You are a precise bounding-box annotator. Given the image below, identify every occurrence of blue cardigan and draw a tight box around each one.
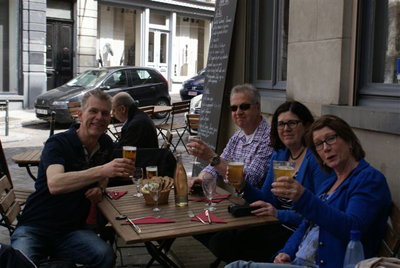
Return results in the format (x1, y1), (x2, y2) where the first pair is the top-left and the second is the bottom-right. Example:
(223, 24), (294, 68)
(242, 148), (331, 227)
(280, 159), (392, 268)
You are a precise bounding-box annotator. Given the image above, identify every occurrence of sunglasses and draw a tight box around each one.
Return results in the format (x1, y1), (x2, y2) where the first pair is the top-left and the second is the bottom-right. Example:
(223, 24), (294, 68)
(229, 103), (252, 112)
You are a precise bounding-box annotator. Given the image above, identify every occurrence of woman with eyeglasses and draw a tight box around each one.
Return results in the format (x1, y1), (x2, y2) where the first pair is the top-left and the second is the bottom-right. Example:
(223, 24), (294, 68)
(207, 101), (332, 264)
(226, 115), (392, 268)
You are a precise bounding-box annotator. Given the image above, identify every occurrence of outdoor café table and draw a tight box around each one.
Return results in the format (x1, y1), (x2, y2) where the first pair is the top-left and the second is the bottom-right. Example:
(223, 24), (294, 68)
(12, 149), (42, 181)
(97, 184), (279, 267)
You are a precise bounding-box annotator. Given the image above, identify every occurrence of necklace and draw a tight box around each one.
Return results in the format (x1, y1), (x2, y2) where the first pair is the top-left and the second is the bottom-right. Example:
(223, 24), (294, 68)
(290, 147), (305, 160)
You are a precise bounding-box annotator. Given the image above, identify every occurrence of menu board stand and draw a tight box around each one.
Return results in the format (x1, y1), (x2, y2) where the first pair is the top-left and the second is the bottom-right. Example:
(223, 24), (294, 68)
(192, 0), (238, 176)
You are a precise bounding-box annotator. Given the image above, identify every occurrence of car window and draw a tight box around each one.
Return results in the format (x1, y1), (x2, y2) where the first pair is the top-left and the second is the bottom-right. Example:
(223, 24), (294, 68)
(128, 69), (154, 86)
(104, 71), (128, 88)
(66, 70), (108, 87)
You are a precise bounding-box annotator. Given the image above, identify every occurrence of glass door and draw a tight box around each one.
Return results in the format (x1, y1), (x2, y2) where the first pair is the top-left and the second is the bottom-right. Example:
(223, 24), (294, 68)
(148, 30), (169, 78)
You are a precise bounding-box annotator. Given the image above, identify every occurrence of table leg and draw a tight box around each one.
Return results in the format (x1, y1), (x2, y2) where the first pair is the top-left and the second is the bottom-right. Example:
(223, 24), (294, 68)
(25, 166), (37, 181)
(144, 239), (179, 268)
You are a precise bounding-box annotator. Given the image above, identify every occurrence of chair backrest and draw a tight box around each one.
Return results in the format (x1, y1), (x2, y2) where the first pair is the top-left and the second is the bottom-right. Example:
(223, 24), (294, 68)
(186, 113), (200, 135)
(378, 202), (400, 257)
(171, 100), (190, 116)
(68, 101), (81, 122)
(107, 122), (123, 141)
(0, 175), (21, 235)
(139, 105), (155, 118)
(161, 130), (173, 150)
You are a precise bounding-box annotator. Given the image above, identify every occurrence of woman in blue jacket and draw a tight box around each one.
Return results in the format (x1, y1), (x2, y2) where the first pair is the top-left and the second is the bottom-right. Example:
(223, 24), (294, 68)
(208, 101), (331, 264)
(226, 115), (392, 268)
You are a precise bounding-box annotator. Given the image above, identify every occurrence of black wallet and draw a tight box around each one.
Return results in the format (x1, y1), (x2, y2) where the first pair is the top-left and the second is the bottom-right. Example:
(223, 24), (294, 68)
(228, 203), (258, 217)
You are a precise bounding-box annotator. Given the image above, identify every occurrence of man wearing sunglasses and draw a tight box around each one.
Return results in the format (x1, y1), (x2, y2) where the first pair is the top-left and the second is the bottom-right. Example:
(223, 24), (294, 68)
(188, 83), (273, 191)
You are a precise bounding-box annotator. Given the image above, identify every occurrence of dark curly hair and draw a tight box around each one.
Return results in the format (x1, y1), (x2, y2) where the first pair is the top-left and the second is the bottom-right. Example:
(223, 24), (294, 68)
(270, 101), (314, 151)
(306, 115), (365, 173)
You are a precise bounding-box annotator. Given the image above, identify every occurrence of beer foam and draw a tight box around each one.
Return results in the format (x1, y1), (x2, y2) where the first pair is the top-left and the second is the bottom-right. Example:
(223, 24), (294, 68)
(229, 162), (244, 166)
(275, 166), (294, 170)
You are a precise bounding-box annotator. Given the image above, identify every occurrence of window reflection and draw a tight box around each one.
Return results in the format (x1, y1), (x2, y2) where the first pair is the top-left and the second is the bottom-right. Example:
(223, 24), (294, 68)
(149, 32), (154, 63)
(371, 0), (400, 84)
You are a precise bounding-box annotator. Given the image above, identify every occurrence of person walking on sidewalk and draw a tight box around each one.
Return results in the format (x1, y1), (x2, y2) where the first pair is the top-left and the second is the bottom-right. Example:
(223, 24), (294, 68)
(11, 89), (134, 267)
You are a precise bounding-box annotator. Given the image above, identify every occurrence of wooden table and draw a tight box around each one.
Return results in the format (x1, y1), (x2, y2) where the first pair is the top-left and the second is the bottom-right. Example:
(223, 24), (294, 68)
(98, 185), (278, 267)
(12, 150), (42, 181)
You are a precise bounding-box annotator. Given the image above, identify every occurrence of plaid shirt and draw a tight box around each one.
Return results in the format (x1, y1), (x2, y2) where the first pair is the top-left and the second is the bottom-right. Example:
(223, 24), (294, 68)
(202, 117), (273, 189)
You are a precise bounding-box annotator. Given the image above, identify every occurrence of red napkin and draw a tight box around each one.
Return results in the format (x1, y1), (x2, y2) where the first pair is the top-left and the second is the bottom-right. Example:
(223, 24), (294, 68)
(106, 190), (127, 200)
(191, 211), (227, 224)
(189, 194), (231, 203)
(121, 216), (175, 224)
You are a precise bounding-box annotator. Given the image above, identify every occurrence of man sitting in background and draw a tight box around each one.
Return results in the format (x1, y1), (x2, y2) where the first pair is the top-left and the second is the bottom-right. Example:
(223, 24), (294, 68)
(112, 92), (158, 150)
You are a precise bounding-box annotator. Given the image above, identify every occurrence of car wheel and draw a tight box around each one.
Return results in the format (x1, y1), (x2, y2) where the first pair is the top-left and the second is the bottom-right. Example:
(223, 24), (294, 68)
(153, 98), (170, 119)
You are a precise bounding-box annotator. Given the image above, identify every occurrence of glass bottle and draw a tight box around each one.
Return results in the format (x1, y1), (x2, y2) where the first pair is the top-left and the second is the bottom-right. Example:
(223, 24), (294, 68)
(174, 153), (188, 206)
(343, 230), (365, 268)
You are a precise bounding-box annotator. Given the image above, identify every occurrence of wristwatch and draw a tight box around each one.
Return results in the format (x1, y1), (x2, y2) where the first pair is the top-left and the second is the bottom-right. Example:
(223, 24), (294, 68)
(210, 155), (221, 166)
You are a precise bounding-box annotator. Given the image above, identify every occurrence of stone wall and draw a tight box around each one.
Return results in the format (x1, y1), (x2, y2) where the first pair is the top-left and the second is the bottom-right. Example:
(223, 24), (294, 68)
(23, 0), (47, 108)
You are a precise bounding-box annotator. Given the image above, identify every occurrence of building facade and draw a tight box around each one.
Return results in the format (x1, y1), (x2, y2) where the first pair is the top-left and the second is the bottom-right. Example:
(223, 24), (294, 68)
(216, 0), (400, 206)
(0, 0), (214, 109)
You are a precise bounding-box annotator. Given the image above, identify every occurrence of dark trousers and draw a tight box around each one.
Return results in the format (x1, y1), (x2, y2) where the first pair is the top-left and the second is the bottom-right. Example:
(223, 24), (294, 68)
(194, 223), (293, 264)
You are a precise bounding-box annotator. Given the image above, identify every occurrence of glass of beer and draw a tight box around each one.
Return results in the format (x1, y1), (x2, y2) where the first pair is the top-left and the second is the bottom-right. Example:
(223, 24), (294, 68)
(123, 146), (137, 164)
(227, 158), (245, 185)
(273, 161), (295, 190)
(123, 146), (136, 178)
(146, 166), (158, 179)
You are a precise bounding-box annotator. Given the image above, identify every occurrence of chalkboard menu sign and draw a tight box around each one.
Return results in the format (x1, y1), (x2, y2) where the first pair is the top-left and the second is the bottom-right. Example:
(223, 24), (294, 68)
(193, 0), (238, 175)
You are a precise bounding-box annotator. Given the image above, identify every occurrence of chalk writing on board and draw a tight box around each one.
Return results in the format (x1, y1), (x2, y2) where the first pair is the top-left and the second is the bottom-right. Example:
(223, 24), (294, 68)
(193, 0), (238, 175)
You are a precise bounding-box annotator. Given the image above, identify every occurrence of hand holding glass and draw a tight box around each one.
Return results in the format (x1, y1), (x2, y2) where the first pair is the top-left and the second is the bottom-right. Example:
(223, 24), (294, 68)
(132, 167), (143, 197)
(273, 161), (295, 190)
(202, 174), (217, 211)
(123, 146), (137, 178)
(188, 136), (201, 165)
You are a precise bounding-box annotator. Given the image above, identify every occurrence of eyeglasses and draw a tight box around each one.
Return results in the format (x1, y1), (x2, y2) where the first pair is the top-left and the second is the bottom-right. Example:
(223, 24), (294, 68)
(277, 120), (302, 130)
(229, 103), (252, 112)
(314, 134), (339, 151)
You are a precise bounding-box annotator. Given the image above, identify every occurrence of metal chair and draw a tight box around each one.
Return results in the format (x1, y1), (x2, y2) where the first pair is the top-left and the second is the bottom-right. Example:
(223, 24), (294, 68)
(161, 129), (173, 151)
(0, 140), (33, 205)
(0, 175), (21, 235)
(138, 105), (155, 118)
(186, 113), (200, 135)
(156, 100), (190, 153)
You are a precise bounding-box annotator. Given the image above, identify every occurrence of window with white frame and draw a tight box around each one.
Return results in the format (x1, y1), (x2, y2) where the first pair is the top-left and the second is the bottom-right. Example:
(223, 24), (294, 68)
(249, 0), (289, 91)
(357, 0), (400, 108)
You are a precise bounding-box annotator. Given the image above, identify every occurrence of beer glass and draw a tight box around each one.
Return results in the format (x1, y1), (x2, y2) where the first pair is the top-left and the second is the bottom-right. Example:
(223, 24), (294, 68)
(202, 173), (217, 211)
(132, 167), (143, 197)
(123, 146), (136, 179)
(146, 166), (158, 179)
(227, 158), (245, 185)
(273, 161), (295, 190)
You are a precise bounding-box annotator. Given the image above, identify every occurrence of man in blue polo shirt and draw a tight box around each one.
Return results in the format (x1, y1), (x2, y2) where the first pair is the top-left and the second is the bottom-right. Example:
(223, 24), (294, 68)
(11, 89), (134, 267)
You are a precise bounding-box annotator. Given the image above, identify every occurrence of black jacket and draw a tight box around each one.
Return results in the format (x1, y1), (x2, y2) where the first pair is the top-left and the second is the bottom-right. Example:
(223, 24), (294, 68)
(114, 103), (159, 150)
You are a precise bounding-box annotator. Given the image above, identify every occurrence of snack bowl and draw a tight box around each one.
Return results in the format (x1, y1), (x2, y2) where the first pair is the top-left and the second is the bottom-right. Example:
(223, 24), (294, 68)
(141, 177), (173, 205)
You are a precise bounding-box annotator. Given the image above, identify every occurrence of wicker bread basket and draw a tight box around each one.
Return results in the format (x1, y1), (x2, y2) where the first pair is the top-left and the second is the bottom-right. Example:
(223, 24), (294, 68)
(140, 177), (173, 205)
